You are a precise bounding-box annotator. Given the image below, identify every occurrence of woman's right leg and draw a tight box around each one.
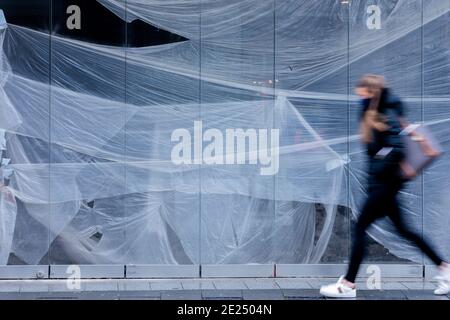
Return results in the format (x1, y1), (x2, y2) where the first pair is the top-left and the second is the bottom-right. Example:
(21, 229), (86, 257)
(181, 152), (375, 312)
(344, 187), (384, 283)
(319, 186), (385, 297)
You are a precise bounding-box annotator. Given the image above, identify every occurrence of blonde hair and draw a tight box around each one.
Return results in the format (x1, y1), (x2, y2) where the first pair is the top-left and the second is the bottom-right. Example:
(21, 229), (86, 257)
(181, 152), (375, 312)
(357, 74), (388, 143)
(356, 74), (385, 110)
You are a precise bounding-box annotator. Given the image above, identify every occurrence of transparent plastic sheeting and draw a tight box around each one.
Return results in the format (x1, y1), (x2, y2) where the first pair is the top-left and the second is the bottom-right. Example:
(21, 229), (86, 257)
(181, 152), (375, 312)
(0, 0), (449, 265)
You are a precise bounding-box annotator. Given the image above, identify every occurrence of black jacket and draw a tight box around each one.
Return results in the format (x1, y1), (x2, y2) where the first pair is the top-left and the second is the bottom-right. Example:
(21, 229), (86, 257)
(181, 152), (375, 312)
(360, 89), (406, 185)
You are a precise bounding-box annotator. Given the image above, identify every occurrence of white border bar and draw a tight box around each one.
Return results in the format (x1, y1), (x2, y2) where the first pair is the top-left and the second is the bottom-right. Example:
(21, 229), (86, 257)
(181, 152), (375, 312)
(0, 264), (425, 279)
(0, 265), (49, 279)
(126, 265), (200, 278)
(50, 265), (124, 279)
(276, 264), (423, 278)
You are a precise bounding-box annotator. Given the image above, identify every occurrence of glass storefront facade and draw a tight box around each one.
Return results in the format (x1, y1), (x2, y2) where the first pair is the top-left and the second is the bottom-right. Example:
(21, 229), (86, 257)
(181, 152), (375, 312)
(0, 1), (449, 277)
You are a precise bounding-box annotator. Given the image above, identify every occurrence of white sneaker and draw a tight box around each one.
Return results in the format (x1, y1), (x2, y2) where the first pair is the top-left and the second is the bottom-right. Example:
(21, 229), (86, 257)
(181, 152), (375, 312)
(320, 276), (357, 298)
(434, 266), (450, 295)
(434, 282), (449, 295)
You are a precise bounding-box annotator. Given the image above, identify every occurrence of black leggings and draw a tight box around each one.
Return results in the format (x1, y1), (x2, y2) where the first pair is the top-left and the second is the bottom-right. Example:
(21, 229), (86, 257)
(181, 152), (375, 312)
(345, 181), (443, 283)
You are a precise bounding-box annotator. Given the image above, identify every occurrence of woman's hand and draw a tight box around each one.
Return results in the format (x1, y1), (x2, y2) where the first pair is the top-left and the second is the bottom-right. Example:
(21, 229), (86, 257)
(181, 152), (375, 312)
(410, 131), (441, 157)
(400, 161), (417, 179)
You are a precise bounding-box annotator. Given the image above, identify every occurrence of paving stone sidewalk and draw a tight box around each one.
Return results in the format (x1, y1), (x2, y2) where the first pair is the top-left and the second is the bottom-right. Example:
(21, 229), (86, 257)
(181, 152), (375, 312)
(0, 278), (448, 300)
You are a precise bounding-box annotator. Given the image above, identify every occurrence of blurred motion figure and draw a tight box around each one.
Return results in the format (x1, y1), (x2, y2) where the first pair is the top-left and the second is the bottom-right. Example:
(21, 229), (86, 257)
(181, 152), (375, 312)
(320, 75), (450, 298)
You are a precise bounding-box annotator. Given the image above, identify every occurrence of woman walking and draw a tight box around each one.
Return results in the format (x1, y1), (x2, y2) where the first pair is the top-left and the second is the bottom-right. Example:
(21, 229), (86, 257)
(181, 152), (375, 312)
(320, 74), (450, 298)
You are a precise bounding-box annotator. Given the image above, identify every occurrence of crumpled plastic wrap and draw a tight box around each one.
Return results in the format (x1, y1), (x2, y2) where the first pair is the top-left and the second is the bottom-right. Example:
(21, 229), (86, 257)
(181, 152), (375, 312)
(0, 1), (449, 266)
